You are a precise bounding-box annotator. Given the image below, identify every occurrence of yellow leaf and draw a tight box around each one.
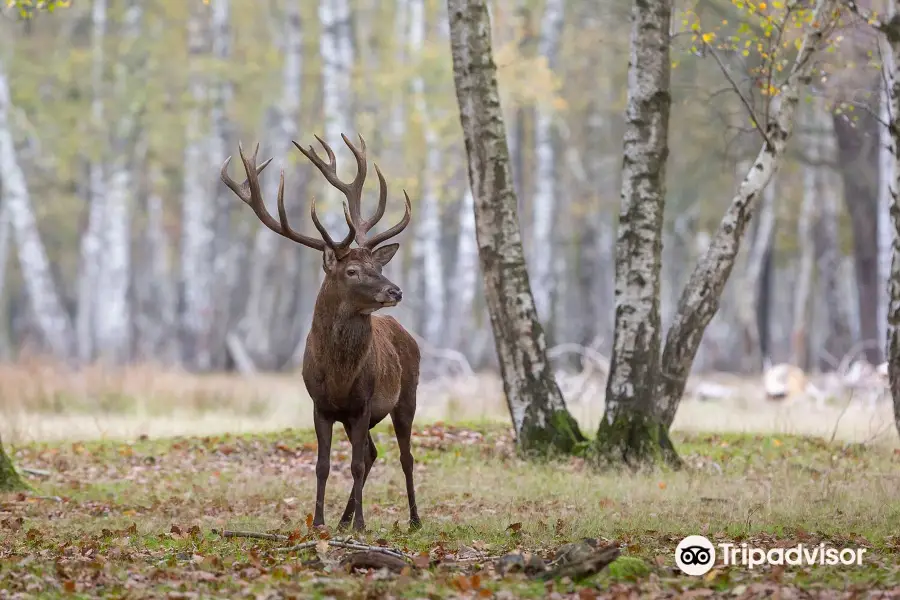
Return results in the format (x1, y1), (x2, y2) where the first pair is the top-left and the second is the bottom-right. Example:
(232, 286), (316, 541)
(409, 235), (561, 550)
(759, 2), (767, 9)
(702, 32), (716, 43)
(773, 439), (782, 446)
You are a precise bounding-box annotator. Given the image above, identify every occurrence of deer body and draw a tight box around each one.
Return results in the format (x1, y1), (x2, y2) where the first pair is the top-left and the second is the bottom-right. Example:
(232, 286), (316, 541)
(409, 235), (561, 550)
(221, 134), (421, 532)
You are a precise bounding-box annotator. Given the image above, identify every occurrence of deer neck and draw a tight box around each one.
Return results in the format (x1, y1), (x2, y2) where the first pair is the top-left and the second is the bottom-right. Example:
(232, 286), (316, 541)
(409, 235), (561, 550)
(310, 282), (373, 373)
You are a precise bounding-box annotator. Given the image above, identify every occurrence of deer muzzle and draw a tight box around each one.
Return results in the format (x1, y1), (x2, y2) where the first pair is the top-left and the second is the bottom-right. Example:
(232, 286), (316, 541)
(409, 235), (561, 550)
(376, 285), (402, 307)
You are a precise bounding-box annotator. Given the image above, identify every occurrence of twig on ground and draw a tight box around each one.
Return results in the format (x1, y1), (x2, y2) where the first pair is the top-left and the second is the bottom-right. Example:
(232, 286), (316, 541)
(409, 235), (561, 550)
(217, 530), (289, 542)
(21, 467), (51, 478)
(28, 495), (62, 502)
(829, 389), (854, 444)
(277, 539), (408, 559)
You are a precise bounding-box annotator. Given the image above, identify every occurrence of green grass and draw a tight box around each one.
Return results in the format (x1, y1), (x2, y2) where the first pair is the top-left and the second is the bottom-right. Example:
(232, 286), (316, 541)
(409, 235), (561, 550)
(1, 423), (898, 598)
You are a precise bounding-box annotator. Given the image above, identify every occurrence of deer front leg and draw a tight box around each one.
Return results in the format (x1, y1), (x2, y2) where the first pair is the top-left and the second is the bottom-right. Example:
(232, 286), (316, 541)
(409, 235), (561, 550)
(346, 406), (371, 532)
(339, 429), (377, 529)
(313, 409), (334, 528)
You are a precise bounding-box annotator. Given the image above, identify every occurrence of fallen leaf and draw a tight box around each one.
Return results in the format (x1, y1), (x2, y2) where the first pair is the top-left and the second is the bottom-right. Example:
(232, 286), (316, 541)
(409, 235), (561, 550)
(506, 522), (523, 534)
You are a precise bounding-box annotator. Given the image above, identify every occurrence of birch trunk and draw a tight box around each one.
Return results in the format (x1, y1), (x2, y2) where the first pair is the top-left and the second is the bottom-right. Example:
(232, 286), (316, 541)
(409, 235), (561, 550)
(656, 0), (838, 429)
(879, 71), (893, 350)
(834, 109), (881, 364)
(179, 4), (213, 369)
(448, 187), (478, 350)
(792, 142), (817, 369)
(812, 99), (851, 366)
(75, 0), (108, 363)
(318, 0), (355, 232)
(134, 166), (177, 364)
(872, 0), (900, 439)
(529, 0), (563, 325)
(207, 0), (236, 369)
(94, 0), (142, 364)
(0, 62), (75, 360)
(447, 0), (584, 454)
(409, 0), (446, 343)
(239, 0), (303, 368)
(737, 179), (776, 372)
(594, 0), (676, 466)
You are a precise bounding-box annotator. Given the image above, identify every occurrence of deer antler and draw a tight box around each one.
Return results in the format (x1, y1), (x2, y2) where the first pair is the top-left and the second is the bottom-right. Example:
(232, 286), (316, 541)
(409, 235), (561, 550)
(220, 142), (355, 256)
(292, 133), (412, 250)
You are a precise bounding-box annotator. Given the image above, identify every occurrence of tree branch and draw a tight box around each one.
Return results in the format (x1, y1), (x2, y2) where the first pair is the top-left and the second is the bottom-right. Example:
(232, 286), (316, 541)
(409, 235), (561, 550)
(703, 40), (773, 147)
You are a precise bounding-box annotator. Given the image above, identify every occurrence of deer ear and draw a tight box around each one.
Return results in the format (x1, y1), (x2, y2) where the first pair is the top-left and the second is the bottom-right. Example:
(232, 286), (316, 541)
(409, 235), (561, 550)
(322, 247), (338, 272)
(371, 244), (399, 266)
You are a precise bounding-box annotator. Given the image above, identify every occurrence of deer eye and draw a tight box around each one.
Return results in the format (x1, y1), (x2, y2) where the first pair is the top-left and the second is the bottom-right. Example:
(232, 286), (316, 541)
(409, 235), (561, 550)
(346, 268), (358, 277)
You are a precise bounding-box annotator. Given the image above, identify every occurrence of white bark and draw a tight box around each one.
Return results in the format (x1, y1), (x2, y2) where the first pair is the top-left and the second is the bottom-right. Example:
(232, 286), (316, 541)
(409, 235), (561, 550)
(207, 0), (236, 369)
(448, 187), (478, 350)
(240, 0), (303, 366)
(0, 62), (75, 360)
(792, 141), (817, 368)
(530, 0), (563, 323)
(410, 0), (445, 343)
(600, 0), (671, 433)
(179, 4), (213, 369)
(879, 71), (893, 348)
(76, 0), (108, 363)
(94, 0), (141, 364)
(869, 0), (900, 438)
(657, 0), (838, 428)
(448, 0), (583, 450)
(318, 0), (355, 231)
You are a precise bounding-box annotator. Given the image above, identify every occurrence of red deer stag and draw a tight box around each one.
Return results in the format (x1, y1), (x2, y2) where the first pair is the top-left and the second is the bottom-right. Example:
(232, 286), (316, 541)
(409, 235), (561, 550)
(220, 134), (420, 532)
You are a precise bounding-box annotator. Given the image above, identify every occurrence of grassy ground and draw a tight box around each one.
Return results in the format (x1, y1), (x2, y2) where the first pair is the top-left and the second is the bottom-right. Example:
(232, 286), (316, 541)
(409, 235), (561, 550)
(2, 422), (899, 598)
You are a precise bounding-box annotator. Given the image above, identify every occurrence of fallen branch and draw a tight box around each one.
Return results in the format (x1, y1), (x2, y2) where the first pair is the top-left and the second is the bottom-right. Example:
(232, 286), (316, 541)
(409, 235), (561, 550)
(21, 467), (50, 478)
(217, 529), (288, 542)
(277, 539), (408, 559)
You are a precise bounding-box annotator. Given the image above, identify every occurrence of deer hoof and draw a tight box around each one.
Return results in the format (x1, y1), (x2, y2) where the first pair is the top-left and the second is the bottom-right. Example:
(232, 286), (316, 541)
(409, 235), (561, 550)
(409, 518), (422, 531)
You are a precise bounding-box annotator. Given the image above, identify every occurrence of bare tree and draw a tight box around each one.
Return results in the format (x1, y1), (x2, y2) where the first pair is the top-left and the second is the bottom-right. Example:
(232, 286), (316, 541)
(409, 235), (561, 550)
(656, 0), (839, 430)
(447, 0), (584, 454)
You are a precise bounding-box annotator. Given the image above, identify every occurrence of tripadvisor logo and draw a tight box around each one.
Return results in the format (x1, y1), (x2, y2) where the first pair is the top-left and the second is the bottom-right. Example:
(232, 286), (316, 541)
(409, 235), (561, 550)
(675, 535), (867, 576)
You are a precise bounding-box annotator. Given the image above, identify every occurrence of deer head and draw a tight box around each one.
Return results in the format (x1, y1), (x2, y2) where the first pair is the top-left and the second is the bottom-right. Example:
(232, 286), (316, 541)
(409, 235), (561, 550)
(220, 134), (412, 315)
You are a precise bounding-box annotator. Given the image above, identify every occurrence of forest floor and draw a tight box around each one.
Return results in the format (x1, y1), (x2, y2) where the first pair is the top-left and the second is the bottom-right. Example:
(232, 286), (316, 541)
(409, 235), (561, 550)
(2, 422), (900, 599)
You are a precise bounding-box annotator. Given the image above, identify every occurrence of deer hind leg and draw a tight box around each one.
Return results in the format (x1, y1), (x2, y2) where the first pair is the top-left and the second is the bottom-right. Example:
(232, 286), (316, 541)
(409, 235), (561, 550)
(390, 404), (420, 530)
(338, 429), (376, 529)
(312, 409), (334, 528)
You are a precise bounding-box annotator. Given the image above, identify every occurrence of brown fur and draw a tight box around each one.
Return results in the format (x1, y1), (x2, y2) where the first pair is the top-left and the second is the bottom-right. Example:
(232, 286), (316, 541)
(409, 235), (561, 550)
(220, 135), (421, 532)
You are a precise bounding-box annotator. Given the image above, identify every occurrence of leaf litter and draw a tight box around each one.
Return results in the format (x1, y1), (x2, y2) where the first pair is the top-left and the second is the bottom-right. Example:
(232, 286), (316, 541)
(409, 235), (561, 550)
(0, 424), (898, 598)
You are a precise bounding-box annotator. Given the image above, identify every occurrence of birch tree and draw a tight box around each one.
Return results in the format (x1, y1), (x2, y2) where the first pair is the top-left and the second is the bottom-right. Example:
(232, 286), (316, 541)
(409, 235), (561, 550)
(0, 59), (74, 360)
(655, 0), (840, 430)
(75, 0), (107, 363)
(594, 0), (677, 466)
(238, 0), (303, 368)
(845, 0), (900, 437)
(410, 0), (446, 343)
(179, 2), (213, 369)
(94, 0), (142, 364)
(447, 0), (585, 454)
(530, 0), (563, 325)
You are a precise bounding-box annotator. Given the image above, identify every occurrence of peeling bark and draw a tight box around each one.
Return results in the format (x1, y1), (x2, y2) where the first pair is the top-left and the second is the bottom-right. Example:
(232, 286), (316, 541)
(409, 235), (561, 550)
(656, 0), (838, 430)
(447, 0), (584, 455)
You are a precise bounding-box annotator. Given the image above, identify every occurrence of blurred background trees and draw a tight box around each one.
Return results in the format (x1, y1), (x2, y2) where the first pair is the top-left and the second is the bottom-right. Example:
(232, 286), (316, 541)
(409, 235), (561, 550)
(0, 0), (888, 385)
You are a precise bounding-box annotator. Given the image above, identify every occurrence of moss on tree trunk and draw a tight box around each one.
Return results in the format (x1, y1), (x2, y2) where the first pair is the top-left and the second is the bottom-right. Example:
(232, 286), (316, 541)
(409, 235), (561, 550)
(0, 436), (26, 492)
(593, 411), (681, 469)
(519, 407), (587, 457)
